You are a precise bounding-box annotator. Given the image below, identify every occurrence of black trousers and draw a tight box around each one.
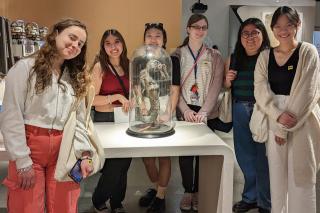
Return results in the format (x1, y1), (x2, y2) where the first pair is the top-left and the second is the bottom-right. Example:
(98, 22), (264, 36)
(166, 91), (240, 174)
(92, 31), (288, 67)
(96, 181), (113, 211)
(92, 158), (132, 209)
(179, 104), (216, 193)
(92, 112), (131, 209)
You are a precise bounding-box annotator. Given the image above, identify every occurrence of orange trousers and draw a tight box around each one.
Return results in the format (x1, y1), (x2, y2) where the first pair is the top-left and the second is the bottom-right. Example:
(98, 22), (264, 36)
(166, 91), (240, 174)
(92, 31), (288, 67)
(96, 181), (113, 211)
(3, 125), (80, 213)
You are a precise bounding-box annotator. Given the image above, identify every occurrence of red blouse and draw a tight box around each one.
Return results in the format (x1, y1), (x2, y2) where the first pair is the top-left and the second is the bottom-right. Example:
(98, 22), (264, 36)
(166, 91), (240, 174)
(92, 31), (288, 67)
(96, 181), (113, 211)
(99, 70), (129, 105)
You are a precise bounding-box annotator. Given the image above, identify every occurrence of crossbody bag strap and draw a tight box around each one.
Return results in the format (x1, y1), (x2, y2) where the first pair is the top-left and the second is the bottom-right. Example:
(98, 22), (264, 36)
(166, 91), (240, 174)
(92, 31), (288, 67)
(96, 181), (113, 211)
(85, 85), (95, 127)
(108, 63), (129, 99)
(180, 46), (206, 88)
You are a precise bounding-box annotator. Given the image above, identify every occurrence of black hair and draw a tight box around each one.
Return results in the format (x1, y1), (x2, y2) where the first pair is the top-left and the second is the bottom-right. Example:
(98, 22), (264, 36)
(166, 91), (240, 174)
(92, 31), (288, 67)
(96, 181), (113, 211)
(96, 29), (129, 76)
(271, 6), (300, 29)
(143, 23), (167, 49)
(233, 18), (270, 64)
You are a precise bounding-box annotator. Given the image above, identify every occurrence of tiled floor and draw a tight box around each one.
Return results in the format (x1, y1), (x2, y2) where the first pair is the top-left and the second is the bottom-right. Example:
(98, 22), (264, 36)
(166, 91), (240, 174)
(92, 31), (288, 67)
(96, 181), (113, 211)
(0, 131), (319, 213)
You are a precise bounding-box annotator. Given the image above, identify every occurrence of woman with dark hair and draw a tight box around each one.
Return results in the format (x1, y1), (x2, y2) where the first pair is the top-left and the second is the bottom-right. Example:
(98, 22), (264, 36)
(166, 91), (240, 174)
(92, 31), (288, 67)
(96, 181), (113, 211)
(91, 29), (131, 213)
(254, 6), (320, 213)
(138, 23), (180, 213)
(224, 18), (271, 213)
(1, 18), (93, 213)
(172, 13), (224, 211)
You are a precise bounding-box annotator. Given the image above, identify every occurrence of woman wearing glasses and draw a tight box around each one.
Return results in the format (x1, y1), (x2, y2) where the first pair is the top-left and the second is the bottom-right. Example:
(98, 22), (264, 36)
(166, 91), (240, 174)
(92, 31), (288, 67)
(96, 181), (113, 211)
(172, 14), (224, 211)
(254, 6), (320, 213)
(138, 22), (180, 213)
(91, 29), (131, 213)
(224, 18), (271, 213)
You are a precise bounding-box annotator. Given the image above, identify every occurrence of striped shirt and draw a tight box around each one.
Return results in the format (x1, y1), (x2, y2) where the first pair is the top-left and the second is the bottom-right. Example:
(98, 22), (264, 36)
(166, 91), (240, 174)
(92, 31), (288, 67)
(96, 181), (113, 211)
(232, 54), (259, 102)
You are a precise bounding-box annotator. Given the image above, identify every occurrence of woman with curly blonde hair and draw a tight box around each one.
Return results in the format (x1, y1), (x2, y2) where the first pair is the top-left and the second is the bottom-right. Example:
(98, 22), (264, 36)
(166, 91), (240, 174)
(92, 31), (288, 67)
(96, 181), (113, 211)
(1, 18), (93, 213)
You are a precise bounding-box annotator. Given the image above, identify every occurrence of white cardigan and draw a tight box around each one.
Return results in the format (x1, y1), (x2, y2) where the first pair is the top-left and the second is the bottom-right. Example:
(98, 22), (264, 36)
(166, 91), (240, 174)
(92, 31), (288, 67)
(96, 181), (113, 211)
(0, 58), (93, 169)
(254, 42), (320, 186)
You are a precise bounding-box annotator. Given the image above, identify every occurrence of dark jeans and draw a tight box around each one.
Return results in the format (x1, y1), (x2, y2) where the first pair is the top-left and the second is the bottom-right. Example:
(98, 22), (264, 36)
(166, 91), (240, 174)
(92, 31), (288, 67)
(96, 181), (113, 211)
(233, 100), (271, 210)
(92, 158), (132, 209)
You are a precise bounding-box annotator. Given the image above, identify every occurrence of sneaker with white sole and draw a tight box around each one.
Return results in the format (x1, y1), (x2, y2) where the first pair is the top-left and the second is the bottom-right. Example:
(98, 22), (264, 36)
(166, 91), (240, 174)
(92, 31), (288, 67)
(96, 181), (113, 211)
(180, 193), (192, 211)
(192, 192), (198, 211)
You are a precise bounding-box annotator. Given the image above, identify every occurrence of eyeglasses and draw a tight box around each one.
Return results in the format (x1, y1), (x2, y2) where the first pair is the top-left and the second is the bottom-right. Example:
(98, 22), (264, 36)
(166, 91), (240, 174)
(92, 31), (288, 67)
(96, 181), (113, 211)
(241, 30), (260, 39)
(145, 23), (163, 29)
(190, 25), (208, 31)
(273, 23), (296, 32)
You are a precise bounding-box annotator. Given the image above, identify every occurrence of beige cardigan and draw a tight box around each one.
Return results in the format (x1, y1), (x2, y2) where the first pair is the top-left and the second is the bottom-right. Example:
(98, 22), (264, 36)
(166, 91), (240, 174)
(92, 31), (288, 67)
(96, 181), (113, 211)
(172, 46), (224, 119)
(254, 42), (320, 186)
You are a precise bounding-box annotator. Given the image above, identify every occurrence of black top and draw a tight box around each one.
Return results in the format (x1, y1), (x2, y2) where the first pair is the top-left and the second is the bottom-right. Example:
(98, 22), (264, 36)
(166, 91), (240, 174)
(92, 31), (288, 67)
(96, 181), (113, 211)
(268, 42), (301, 95)
(171, 55), (181, 86)
(232, 53), (259, 102)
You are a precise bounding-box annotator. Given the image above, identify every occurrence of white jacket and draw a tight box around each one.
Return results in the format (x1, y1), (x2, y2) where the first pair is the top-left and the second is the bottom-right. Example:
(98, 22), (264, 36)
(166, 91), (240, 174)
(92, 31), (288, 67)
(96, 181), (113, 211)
(254, 42), (320, 186)
(0, 57), (92, 169)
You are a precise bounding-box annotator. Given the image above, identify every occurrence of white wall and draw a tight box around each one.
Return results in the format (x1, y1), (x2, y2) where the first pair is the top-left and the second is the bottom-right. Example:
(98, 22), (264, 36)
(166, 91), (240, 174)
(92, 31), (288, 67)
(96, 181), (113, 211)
(182, 0), (316, 58)
(181, 0), (230, 57)
(238, 6), (315, 47)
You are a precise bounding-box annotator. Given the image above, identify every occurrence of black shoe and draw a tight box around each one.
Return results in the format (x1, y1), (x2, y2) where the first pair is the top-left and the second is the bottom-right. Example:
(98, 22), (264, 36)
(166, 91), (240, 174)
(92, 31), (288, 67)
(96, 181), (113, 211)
(258, 207), (270, 213)
(111, 206), (127, 213)
(232, 200), (258, 212)
(139, 188), (157, 207)
(146, 197), (165, 213)
(94, 205), (109, 213)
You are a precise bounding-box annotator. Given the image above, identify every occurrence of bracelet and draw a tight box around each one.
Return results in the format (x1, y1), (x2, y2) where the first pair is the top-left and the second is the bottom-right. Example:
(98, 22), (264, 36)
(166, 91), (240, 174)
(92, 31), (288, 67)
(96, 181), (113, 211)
(81, 156), (93, 164)
(17, 165), (32, 174)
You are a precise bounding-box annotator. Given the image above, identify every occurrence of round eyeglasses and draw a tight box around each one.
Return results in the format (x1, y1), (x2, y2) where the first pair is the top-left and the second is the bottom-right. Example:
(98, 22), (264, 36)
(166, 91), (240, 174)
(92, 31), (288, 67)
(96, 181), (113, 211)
(241, 30), (260, 39)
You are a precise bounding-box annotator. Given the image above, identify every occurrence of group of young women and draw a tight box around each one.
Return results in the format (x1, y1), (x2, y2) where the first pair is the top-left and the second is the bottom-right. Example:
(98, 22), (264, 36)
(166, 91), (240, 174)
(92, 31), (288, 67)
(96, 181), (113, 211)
(1, 4), (319, 213)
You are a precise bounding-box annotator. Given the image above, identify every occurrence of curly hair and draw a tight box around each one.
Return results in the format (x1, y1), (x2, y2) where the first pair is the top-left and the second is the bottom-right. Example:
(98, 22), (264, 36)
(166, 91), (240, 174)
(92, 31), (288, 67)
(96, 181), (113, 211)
(30, 18), (90, 98)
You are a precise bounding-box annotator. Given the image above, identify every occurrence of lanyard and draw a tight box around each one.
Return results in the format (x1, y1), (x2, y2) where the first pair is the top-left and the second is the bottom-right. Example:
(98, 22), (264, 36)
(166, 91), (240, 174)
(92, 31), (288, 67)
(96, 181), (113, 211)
(187, 44), (203, 81)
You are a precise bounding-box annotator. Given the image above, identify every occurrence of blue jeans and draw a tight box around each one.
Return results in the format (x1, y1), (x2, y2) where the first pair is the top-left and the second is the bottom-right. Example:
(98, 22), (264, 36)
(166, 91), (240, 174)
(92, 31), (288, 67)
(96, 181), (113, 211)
(233, 100), (271, 210)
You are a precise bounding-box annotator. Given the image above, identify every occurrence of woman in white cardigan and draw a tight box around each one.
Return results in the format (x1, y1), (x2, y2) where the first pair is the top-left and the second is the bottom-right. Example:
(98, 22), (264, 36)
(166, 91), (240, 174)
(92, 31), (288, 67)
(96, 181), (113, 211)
(253, 6), (320, 213)
(0, 19), (93, 213)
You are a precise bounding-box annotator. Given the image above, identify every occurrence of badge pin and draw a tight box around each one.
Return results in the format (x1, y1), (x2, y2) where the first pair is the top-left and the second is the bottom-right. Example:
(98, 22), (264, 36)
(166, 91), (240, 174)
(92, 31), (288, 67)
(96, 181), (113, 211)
(288, 65), (293, 70)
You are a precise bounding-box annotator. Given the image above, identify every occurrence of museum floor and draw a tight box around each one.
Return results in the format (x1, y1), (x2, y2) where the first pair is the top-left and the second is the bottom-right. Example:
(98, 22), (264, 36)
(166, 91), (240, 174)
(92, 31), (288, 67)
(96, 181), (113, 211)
(0, 131), (319, 213)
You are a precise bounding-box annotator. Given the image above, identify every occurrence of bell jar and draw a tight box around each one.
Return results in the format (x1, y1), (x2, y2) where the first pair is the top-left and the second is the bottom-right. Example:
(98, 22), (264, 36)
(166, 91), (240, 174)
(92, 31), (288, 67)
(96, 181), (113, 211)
(126, 45), (175, 138)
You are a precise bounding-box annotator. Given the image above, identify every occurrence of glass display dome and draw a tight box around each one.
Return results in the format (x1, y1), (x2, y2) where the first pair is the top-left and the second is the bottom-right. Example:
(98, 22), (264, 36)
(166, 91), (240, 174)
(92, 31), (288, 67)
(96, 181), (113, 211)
(126, 45), (175, 138)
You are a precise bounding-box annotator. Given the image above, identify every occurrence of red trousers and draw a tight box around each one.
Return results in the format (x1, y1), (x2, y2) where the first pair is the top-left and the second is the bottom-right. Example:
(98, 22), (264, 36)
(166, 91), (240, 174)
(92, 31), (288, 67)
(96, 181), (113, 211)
(3, 125), (80, 213)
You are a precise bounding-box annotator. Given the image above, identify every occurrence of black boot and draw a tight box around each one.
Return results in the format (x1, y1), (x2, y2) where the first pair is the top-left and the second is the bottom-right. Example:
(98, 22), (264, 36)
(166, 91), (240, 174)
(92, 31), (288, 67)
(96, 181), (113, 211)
(232, 200), (258, 212)
(146, 197), (165, 213)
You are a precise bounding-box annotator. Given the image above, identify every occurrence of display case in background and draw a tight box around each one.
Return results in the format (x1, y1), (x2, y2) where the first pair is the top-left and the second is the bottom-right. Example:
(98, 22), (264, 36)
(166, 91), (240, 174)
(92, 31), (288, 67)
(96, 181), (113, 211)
(127, 45), (174, 138)
(11, 20), (47, 62)
(0, 17), (14, 74)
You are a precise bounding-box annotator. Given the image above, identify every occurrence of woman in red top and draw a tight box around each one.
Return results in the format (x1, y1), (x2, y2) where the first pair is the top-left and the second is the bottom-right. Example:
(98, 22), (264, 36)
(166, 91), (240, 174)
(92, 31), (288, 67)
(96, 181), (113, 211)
(91, 29), (131, 213)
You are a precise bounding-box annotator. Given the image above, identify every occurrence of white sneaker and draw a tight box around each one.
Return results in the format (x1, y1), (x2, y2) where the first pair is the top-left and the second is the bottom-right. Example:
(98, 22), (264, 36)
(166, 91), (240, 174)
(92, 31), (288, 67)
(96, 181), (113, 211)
(192, 192), (198, 211)
(180, 193), (192, 211)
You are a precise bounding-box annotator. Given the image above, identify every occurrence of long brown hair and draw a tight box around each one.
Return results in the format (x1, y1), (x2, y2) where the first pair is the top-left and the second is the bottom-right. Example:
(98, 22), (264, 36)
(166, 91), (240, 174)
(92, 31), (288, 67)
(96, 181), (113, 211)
(95, 29), (129, 75)
(31, 18), (90, 98)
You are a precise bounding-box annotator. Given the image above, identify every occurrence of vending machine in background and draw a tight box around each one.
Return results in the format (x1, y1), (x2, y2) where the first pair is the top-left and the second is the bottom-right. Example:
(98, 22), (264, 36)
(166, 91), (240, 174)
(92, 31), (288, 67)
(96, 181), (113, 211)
(0, 17), (14, 74)
(10, 20), (48, 63)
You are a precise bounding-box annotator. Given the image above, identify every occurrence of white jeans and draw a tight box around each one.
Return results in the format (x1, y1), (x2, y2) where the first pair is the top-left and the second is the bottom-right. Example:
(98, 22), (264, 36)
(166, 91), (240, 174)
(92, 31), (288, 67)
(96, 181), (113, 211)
(267, 95), (316, 213)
